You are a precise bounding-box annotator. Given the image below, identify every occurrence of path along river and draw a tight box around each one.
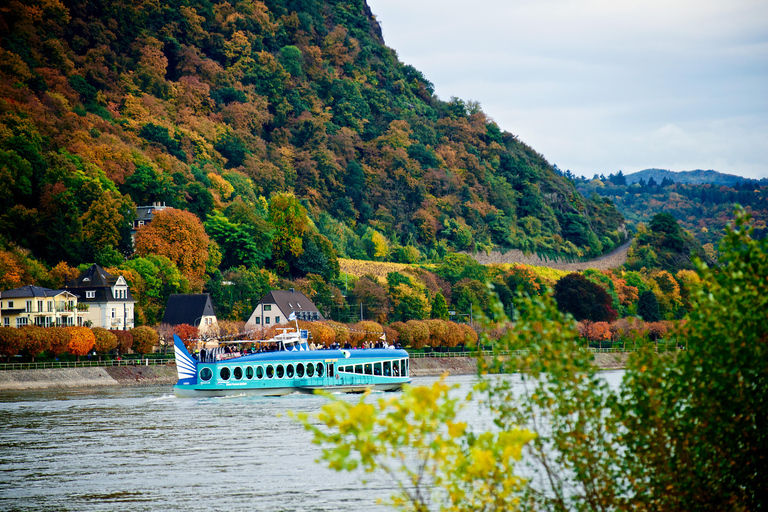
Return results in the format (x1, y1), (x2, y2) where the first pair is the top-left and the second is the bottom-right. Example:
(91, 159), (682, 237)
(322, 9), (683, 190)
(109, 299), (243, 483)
(0, 372), (624, 512)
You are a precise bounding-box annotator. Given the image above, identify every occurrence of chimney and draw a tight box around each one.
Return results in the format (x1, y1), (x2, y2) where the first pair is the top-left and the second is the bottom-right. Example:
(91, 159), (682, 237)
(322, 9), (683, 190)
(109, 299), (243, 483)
(290, 288), (295, 293)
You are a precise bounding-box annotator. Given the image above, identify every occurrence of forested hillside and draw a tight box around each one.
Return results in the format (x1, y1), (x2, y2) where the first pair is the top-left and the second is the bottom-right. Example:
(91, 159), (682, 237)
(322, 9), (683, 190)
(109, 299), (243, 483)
(576, 172), (767, 252)
(1, 0), (625, 323)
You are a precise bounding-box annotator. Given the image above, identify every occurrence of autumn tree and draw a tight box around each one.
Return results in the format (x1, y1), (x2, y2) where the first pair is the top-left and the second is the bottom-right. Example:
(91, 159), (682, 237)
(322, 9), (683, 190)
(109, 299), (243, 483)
(20, 326), (49, 362)
(66, 327), (96, 361)
(113, 330), (133, 355)
(134, 208), (210, 280)
(352, 276), (389, 323)
(92, 327), (118, 358)
(47, 327), (71, 357)
(131, 326), (158, 356)
(0, 327), (24, 361)
(173, 324), (199, 352)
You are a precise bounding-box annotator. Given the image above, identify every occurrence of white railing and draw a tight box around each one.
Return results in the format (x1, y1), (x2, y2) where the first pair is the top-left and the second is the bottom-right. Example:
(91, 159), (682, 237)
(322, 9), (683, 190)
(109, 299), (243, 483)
(0, 359), (176, 370)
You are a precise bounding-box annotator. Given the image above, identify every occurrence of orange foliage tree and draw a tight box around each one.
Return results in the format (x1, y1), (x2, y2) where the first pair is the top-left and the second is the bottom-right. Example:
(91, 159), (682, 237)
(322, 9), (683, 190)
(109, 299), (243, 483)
(47, 327), (72, 356)
(20, 326), (49, 361)
(425, 319), (449, 348)
(66, 327), (96, 360)
(134, 208), (210, 280)
(173, 324), (199, 352)
(0, 327), (24, 360)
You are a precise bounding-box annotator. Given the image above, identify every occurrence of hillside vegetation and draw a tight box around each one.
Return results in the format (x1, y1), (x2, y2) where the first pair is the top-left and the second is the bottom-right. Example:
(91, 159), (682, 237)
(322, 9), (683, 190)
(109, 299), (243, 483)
(0, 0), (624, 276)
(576, 171), (767, 251)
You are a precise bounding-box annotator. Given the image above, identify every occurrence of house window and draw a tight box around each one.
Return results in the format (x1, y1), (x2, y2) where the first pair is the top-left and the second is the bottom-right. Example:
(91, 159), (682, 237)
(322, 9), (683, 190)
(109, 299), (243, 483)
(275, 316), (280, 323)
(3, 317), (9, 327)
(47, 301), (53, 312)
(16, 317), (28, 328)
(7, 301), (13, 308)
(265, 317), (270, 324)
(297, 302), (302, 308)
(86, 291), (95, 299)
(77, 317), (83, 326)
(37, 301), (43, 312)
(255, 318), (260, 325)
(111, 308), (116, 318)
(264, 304), (271, 312)
(25, 300), (32, 313)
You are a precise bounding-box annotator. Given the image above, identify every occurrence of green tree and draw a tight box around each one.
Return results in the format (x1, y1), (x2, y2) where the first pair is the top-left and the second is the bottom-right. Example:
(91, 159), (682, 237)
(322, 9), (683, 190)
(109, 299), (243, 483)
(430, 292), (448, 320)
(268, 193), (309, 275)
(637, 289), (662, 322)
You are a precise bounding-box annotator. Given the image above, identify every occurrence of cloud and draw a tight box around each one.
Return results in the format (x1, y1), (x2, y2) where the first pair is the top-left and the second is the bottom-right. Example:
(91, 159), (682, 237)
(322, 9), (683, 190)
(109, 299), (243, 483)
(368, 0), (768, 178)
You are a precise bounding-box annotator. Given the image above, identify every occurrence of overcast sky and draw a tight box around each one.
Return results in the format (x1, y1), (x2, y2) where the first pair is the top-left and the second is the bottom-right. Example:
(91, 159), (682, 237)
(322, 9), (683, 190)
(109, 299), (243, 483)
(367, 0), (768, 179)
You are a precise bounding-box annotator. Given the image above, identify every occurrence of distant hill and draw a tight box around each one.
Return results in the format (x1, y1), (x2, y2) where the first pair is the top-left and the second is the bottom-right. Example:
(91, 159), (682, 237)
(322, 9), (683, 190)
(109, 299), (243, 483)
(625, 169), (765, 187)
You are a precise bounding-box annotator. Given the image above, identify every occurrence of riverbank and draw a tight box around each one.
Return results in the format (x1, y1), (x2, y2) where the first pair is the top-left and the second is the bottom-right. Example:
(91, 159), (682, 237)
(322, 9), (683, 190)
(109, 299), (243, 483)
(0, 353), (629, 391)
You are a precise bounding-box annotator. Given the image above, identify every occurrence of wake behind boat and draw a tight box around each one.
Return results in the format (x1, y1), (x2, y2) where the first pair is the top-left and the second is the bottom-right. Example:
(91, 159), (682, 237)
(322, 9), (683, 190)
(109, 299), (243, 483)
(173, 327), (410, 398)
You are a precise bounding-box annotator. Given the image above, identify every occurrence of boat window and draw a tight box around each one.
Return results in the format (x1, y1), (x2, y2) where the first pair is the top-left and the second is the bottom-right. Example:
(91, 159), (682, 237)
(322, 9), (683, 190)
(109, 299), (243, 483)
(220, 367), (231, 381)
(355, 364), (363, 374)
(276, 365), (285, 379)
(374, 363), (382, 376)
(233, 367), (243, 380)
(200, 367), (213, 381)
(256, 366), (264, 379)
(266, 365), (274, 379)
(384, 361), (391, 376)
(245, 366), (254, 379)
(393, 363), (400, 376)
(404, 359), (408, 376)
(286, 364), (294, 378)
(344, 365), (353, 373)
(328, 364), (334, 378)
(364, 363), (372, 375)
(296, 363), (304, 378)
(306, 363), (314, 377)
(316, 363), (324, 377)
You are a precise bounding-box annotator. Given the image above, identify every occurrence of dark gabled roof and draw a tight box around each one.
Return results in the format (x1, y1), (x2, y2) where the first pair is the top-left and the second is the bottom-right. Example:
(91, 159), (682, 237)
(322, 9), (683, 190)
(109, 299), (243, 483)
(63, 264), (135, 303)
(66, 264), (113, 288)
(258, 289), (325, 321)
(0, 285), (68, 299)
(162, 294), (216, 326)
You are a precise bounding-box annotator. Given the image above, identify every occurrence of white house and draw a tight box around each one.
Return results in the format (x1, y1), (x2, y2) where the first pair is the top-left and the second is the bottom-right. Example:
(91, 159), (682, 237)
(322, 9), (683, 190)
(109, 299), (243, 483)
(245, 289), (324, 330)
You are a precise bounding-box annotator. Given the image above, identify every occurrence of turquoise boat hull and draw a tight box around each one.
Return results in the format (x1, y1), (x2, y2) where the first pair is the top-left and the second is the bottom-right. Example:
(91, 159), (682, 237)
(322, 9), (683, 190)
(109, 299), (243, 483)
(172, 335), (410, 397)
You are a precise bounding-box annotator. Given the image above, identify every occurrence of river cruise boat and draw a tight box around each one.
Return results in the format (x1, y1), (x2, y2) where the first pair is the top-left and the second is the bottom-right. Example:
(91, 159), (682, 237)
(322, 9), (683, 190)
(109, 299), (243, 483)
(172, 328), (410, 398)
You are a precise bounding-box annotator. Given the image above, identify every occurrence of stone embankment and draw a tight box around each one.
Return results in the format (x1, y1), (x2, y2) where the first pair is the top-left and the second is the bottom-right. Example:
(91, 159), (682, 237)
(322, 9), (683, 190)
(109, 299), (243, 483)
(0, 365), (177, 391)
(466, 240), (632, 271)
(0, 353), (629, 390)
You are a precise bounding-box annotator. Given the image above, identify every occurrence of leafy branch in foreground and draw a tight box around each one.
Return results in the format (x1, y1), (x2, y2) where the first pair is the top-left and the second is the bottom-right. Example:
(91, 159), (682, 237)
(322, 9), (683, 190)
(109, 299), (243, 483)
(293, 378), (534, 512)
(478, 205), (766, 511)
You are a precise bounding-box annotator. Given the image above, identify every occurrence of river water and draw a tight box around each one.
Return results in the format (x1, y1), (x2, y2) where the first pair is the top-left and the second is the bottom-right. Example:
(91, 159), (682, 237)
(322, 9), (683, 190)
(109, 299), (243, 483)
(0, 372), (624, 512)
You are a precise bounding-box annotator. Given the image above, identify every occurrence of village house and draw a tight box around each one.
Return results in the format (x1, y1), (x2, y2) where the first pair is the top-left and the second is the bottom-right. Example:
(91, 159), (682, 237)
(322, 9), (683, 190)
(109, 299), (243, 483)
(64, 264), (136, 330)
(161, 293), (219, 336)
(131, 202), (169, 244)
(244, 289), (324, 330)
(0, 285), (86, 328)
